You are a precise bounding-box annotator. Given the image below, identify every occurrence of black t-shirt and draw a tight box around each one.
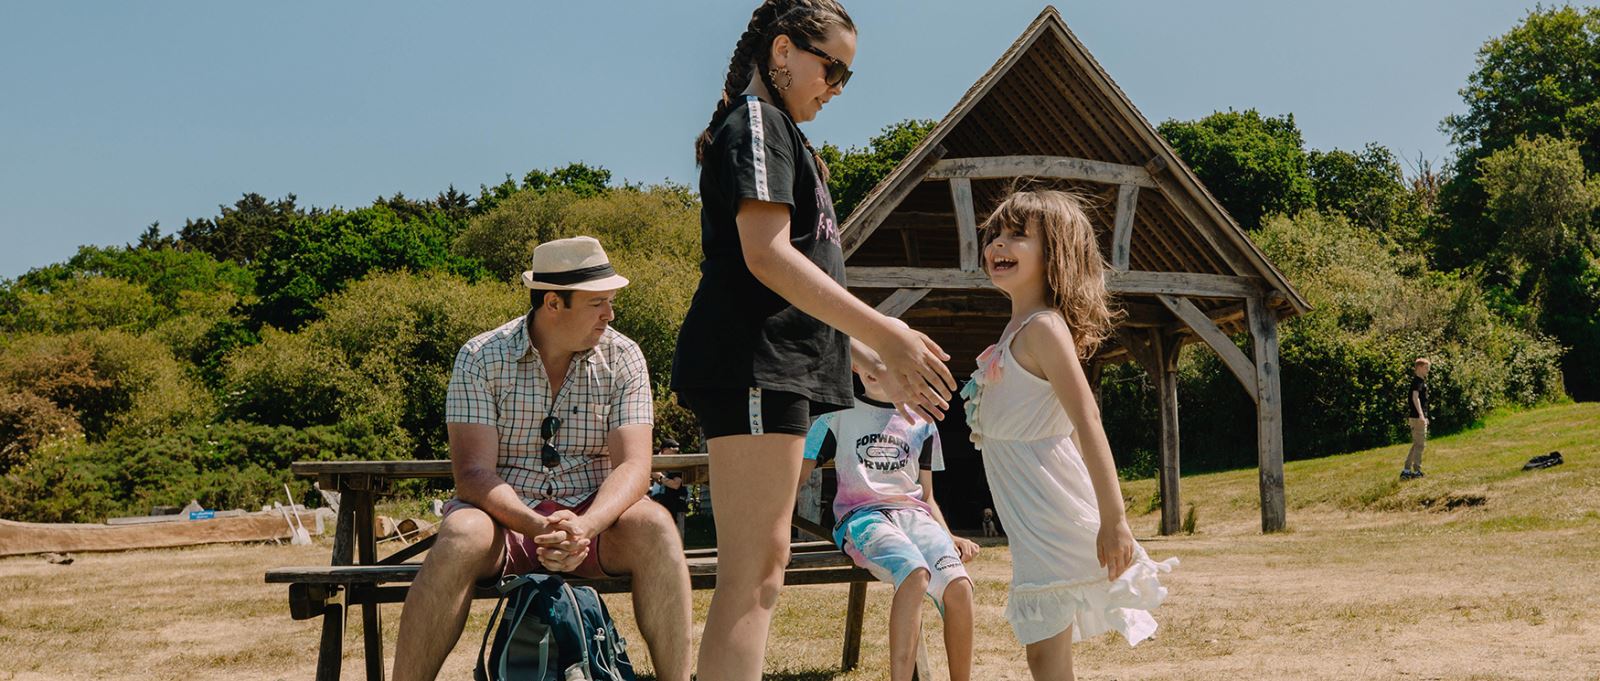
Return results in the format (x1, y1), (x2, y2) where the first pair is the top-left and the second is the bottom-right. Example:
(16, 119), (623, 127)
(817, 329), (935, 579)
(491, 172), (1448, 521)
(651, 485), (689, 515)
(671, 95), (852, 410)
(1407, 376), (1429, 418)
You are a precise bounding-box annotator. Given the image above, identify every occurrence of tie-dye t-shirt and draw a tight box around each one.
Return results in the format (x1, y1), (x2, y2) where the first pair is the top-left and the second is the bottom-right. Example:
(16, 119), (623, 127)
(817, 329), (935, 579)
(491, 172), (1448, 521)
(804, 396), (944, 527)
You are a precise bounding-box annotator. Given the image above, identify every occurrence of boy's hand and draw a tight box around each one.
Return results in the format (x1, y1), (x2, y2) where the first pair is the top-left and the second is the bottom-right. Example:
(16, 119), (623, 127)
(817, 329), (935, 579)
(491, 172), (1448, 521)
(953, 536), (980, 563)
(1096, 518), (1136, 582)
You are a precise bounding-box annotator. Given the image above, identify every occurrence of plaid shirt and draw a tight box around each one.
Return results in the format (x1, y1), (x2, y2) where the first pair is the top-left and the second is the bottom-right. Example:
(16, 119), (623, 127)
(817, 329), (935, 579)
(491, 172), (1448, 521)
(445, 315), (654, 507)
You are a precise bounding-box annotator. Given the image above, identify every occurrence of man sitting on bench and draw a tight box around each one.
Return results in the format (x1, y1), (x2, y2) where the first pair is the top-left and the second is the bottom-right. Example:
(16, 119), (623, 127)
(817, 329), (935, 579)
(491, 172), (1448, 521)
(392, 236), (692, 681)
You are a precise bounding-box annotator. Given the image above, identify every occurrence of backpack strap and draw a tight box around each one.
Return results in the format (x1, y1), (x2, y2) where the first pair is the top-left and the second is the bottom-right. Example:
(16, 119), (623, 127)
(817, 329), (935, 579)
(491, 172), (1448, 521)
(476, 574), (555, 681)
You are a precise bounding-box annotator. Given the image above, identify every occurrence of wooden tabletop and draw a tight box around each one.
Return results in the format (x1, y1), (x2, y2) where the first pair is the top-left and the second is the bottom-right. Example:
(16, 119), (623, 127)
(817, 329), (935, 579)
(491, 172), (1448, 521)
(291, 454), (710, 479)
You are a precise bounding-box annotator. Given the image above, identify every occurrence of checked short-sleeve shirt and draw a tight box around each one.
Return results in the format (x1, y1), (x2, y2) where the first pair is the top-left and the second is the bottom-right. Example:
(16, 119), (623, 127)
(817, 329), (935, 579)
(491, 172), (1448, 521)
(445, 315), (653, 507)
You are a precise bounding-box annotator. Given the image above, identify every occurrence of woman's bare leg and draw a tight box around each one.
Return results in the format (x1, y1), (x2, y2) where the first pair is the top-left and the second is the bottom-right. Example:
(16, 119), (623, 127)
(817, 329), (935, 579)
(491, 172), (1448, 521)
(695, 433), (805, 681)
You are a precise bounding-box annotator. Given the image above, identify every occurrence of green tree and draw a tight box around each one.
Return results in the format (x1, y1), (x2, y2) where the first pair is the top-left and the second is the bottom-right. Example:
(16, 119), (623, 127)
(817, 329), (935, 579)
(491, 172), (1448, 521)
(820, 119), (936, 222)
(0, 330), (213, 443)
(1157, 109), (1315, 230)
(1307, 143), (1412, 234)
(178, 193), (307, 265)
(222, 271), (524, 459)
(0, 245), (254, 318)
(250, 203), (486, 330)
(1100, 211), (1567, 471)
(1437, 5), (1600, 268)
(476, 162), (618, 214)
(1478, 135), (1599, 273)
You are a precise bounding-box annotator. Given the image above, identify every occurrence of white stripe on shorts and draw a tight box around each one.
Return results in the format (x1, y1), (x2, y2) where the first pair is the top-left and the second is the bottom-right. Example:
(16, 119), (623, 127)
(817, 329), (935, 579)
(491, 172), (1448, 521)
(748, 387), (765, 435)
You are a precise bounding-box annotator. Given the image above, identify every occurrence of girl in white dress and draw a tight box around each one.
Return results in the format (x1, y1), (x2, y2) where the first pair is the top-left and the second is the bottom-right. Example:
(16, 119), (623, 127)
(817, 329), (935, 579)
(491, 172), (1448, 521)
(959, 189), (1177, 679)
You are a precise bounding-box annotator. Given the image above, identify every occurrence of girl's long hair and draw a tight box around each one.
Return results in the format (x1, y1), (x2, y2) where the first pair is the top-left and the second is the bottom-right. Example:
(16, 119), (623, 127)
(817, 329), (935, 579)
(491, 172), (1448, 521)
(980, 189), (1121, 359)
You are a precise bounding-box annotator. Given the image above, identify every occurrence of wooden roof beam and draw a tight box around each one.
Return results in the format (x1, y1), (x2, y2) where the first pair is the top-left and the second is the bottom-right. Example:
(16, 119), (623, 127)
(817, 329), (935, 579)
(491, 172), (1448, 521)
(841, 145), (947, 258)
(927, 155), (1157, 188)
(847, 267), (1265, 299)
(1157, 294), (1257, 398)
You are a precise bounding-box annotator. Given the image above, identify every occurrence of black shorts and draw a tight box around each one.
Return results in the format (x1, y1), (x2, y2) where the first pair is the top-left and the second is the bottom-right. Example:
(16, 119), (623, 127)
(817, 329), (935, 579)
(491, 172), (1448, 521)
(677, 388), (821, 439)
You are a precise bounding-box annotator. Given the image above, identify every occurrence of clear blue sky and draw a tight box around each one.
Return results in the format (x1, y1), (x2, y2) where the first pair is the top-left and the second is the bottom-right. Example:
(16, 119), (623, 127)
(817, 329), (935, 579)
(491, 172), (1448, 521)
(0, 1), (1545, 279)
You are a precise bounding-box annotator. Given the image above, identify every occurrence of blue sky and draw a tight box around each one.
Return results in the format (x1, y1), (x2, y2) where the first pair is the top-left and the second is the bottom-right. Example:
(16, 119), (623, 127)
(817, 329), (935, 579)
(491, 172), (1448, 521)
(0, 1), (1544, 279)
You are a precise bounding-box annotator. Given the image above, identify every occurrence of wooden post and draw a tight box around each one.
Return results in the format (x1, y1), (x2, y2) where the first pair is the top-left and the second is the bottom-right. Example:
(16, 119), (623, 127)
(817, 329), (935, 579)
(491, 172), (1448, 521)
(1153, 332), (1182, 536)
(841, 581), (868, 671)
(1111, 184), (1139, 271)
(316, 602), (345, 681)
(350, 480), (385, 681)
(1247, 295), (1287, 533)
(950, 177), (980, 272)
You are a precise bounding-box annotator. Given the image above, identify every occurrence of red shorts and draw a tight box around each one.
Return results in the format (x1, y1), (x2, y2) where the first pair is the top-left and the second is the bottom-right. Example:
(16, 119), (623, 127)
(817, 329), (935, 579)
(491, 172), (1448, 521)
(441, 495), (612, 579)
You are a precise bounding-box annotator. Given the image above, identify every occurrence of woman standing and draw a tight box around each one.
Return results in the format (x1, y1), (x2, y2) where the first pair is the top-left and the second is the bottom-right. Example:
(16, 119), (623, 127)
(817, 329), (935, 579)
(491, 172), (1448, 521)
(671, 2), (954, 677)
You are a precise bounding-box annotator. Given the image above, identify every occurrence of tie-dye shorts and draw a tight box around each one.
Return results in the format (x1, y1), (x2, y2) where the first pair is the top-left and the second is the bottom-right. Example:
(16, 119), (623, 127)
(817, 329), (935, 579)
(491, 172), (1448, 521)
(834, 506), (970, 614)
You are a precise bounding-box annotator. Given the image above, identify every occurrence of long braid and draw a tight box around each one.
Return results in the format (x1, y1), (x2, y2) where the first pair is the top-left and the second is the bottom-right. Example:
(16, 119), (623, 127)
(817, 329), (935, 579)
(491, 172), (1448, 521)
(695, 1), (791, 166)
(695, 0), (854, 183)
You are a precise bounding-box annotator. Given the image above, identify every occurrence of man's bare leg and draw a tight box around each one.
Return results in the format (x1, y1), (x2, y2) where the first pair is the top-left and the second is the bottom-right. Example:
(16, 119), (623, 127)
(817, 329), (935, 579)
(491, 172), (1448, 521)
(598, 497), (693, 681)
(392, 507), (504, 681)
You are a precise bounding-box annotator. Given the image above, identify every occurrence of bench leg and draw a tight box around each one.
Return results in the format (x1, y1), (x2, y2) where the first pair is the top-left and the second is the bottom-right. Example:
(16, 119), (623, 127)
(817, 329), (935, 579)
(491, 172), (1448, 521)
(841, 581), (867, 671)
(317, 601), (345, 681)
(362, 599), (384, 681)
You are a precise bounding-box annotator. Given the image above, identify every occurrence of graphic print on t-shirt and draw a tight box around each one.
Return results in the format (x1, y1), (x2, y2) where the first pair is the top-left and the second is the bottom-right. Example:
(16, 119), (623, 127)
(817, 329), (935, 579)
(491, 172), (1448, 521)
(814, 183), (839, 244)
(805, 398), (944, 525)
(856, 432), (913, 471)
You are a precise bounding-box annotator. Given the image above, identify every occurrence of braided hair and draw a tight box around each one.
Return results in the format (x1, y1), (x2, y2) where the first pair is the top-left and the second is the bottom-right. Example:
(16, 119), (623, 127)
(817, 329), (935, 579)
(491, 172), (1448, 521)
(694, 0), (855, 181)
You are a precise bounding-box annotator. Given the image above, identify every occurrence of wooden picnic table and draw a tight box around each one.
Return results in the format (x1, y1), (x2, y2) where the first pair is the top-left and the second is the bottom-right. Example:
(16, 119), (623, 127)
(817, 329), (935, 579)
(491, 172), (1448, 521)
(278, 456), (870, 681)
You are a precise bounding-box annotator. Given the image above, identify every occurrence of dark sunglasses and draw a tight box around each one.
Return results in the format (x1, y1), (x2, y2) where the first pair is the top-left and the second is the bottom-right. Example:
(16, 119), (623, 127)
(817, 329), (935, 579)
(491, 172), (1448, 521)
(794, 40), (852, 89)
(540, 415), (562, 468)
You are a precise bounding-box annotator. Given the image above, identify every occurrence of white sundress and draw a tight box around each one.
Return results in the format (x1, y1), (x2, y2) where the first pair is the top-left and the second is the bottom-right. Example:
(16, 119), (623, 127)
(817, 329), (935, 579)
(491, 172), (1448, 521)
(961, 310), (1178, 646)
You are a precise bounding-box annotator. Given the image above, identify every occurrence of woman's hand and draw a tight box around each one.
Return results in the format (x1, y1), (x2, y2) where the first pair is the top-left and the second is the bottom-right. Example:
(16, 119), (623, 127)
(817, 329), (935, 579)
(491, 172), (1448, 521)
(1096, 517), (1136, 582)
(866, 318), (955, 422)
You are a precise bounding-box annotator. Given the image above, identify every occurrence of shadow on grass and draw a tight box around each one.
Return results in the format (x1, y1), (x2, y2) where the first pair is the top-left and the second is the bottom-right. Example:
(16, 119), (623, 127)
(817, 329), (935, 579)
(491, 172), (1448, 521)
(636, 669), (844, 681)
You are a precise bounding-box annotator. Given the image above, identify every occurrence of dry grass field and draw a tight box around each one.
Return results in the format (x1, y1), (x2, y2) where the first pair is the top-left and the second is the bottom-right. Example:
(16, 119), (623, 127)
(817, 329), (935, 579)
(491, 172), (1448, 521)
(1, 403), (1596, 680)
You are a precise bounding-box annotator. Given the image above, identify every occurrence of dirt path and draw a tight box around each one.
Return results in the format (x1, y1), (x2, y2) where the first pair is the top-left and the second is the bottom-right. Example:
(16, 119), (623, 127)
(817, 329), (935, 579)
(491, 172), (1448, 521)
(1, 504), (1596, 680)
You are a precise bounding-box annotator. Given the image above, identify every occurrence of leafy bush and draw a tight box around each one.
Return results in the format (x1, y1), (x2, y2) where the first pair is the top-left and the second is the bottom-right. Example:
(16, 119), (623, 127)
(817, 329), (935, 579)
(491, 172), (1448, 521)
(1101, 211), (1567, 473)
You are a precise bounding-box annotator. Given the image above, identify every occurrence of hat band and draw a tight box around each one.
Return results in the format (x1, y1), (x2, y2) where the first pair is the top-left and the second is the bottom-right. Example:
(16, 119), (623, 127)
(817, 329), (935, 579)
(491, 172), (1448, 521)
(531, 263), (616, 286)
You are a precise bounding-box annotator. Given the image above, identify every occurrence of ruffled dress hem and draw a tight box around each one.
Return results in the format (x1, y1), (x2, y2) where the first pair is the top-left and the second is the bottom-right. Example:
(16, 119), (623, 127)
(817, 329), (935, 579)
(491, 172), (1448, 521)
(1005, 556), (1179, 646)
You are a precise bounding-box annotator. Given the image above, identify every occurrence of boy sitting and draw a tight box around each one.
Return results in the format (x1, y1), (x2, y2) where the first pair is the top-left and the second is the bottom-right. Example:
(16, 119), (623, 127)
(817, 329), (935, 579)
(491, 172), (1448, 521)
(801, 373), (979, 681)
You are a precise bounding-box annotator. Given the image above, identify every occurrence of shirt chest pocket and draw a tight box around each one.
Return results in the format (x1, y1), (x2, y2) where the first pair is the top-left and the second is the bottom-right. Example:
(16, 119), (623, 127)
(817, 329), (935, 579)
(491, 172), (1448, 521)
(559, 401), (612, 454)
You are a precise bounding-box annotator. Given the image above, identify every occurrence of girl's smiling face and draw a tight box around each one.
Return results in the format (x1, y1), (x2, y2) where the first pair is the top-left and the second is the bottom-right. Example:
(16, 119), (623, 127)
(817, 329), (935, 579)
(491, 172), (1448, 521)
(983, 217), (1046, 297)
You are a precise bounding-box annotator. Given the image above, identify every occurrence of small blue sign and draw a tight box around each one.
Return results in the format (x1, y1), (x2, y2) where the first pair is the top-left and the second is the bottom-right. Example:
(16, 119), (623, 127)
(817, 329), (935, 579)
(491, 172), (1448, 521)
(188, 510), (215, 520)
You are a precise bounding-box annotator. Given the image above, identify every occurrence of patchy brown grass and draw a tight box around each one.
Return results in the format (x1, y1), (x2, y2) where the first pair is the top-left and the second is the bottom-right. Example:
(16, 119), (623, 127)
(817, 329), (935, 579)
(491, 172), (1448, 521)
(1, 404), (1597, 679)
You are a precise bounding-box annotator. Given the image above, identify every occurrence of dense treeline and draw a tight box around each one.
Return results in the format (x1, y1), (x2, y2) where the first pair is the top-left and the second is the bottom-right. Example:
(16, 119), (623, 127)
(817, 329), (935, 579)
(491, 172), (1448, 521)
(1, 7), (1592, 519)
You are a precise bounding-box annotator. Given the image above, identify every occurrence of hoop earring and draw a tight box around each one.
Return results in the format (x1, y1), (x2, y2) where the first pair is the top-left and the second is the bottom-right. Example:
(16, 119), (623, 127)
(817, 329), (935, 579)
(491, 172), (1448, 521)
(767, 66), (793, 92)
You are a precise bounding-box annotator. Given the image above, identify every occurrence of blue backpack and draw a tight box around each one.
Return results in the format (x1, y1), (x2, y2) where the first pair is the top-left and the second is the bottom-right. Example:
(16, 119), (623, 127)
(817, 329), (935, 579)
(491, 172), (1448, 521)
(474, 573), (637, 681)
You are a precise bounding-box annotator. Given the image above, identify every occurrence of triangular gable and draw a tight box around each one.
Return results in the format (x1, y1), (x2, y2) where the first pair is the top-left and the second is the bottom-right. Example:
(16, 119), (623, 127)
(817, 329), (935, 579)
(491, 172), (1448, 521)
(839, 6), (1309, 314)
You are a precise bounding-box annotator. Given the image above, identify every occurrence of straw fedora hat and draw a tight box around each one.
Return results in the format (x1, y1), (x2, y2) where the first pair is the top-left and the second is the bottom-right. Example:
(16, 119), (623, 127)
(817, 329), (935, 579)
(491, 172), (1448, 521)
(520, 236), (630, 291)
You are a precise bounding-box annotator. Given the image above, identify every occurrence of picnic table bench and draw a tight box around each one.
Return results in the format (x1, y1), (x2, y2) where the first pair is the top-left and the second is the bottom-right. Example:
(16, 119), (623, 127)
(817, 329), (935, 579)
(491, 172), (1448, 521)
(266, 457), (879, 681)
